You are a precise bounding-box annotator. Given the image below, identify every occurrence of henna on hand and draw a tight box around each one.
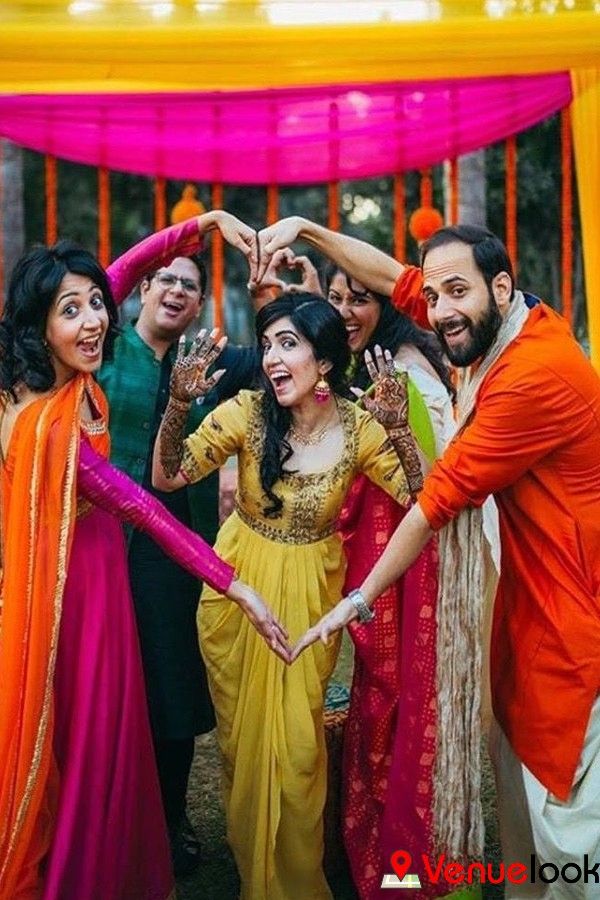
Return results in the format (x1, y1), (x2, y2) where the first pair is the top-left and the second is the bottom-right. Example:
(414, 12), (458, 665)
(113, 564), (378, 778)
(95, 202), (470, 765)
(387, 426), (424, 498)
(160, 395), (190, 479)
(170, 328), (227, 403)
(362, 346), (423, 499)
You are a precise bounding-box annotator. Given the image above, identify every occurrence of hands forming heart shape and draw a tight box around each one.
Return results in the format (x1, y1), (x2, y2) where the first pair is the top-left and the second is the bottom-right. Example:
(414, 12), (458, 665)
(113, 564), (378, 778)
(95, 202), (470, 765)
(226, 576), (360, 666)
(207, 211), (318, 296)
(247, 246), (322, 299)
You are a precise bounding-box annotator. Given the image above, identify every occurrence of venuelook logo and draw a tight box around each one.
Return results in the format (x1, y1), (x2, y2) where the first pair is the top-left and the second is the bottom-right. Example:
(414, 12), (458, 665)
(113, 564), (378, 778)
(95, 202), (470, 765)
(381, 852), (600, 890)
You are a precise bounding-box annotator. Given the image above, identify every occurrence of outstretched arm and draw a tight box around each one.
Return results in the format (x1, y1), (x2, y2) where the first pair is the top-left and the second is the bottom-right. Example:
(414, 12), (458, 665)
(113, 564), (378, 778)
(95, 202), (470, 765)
(78, 439), (291, 662)
(292, 502), (432, 660)
(254, 216), (404, 298)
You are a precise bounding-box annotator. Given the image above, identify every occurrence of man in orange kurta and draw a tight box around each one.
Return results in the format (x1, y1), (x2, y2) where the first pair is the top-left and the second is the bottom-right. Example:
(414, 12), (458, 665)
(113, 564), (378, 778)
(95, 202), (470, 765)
(393, 253), (600, 805)
(256, 218), (600, 896)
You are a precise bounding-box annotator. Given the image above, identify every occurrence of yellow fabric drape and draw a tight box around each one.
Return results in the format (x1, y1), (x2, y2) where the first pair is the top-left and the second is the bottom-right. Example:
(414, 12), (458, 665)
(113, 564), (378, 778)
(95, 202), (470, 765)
(570, 68), (600, 369)
(0, 2), (599, 91)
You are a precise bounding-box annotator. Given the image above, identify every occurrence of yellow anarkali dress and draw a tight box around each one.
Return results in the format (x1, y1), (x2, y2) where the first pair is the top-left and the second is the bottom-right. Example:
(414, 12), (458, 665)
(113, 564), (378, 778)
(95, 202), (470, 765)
(181, 390), (409, 900)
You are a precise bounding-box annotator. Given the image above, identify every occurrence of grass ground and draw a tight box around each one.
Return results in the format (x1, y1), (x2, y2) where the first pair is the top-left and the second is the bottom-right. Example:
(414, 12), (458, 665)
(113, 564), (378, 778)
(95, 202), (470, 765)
(177, 631), (503, 900)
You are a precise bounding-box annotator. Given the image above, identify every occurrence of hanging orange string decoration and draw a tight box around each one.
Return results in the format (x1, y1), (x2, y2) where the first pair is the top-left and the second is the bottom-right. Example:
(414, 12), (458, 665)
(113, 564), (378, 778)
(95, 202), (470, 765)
(97, 166), (111, 269)
(420, 167), (433, 208)
(154, 177), (167, 231)
(266, 184), (279, 225)
(171, 183), (205, 224)
(211, 182), (224, 330)
(560, 107), (573, 328)
(327, 181), (340, 231)
(449, 158), (459, 225)
(505, 135), (518, 274)
(45, 154), (58, 245)
(393, 173), (406, 262)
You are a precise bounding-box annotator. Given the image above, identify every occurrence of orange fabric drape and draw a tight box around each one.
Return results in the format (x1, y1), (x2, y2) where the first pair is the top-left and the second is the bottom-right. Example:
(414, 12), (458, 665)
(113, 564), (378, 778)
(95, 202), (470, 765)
(0, 375), (109, 898)
(560, 107), (573, 328)
(266, 184), (279, 225)
(393, 173), (406, 262)
(97, 167), (111, 269)
(45, 155), (58, 245)
(211, 182), (224, 330)
(505, 136), (518, 274)
(154, 177), (167, 232)
(449, 158), (459, 225)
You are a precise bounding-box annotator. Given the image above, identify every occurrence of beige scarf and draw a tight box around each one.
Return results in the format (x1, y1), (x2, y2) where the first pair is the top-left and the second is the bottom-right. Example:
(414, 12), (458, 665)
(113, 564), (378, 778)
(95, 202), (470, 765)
(433, 290), (531, 861)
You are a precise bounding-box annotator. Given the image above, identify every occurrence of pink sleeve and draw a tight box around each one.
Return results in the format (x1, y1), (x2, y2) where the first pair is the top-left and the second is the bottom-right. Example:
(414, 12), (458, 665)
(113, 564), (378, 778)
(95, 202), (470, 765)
(391, 266), (431, 331)
(77, 438), (234, 593)
(106, 218), (203, 305)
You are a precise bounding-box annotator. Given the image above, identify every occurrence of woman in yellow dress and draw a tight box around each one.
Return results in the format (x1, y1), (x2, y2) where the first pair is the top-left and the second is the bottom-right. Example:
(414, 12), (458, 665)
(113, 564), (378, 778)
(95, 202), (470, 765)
(152, 294), (416, 899)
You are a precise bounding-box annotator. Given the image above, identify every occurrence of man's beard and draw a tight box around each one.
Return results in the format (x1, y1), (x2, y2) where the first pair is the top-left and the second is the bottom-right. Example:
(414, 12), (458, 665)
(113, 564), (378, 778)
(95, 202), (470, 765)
(436, 293), (503, 367)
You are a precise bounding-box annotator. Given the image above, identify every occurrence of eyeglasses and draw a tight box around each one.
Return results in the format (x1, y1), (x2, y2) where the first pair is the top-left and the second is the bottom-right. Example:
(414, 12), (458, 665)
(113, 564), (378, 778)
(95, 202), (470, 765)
(153, 272), (201, 295)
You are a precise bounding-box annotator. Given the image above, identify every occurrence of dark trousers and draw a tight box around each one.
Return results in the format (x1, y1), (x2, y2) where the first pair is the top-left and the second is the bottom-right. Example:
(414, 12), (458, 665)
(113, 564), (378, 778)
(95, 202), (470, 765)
(154, 737), (195, 827)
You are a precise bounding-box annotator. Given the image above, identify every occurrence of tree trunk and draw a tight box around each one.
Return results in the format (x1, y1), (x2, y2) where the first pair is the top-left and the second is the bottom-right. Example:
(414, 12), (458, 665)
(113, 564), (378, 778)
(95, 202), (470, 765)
(445, 149), (487, 227)
(0, 139), (25, 304)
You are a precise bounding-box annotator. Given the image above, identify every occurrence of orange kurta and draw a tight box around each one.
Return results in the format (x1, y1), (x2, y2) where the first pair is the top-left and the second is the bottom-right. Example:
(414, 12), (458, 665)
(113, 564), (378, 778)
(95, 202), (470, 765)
(391, 264), (431, 330)
(393, 270), (600, 801)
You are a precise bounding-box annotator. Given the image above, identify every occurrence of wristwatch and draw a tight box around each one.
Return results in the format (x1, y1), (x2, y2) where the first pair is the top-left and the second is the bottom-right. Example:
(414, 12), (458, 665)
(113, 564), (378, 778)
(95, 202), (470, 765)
(347, 588), (375, 624)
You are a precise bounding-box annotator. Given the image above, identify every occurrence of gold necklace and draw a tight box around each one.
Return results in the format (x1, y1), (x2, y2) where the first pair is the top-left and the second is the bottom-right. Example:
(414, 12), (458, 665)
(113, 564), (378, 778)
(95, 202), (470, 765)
(288, 408), (337, 446)
(288, 421), (330, 446)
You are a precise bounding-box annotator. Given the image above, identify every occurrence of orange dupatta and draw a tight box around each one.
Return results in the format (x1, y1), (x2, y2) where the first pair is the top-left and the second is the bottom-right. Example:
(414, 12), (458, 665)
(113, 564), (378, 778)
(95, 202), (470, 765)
(0, 373), (109, 899)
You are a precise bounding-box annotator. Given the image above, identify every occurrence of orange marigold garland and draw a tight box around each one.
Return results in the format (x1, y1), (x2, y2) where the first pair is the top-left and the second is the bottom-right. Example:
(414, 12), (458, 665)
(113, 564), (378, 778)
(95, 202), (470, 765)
(154, 177), (167, 231)
(267, 184), (279, 225)
(97, 166), (111, 269)
(328, 181), (340, 231)
(393, 173), (406, 262)
(45, 154), (58, 245)
(211, 182), (224, 330)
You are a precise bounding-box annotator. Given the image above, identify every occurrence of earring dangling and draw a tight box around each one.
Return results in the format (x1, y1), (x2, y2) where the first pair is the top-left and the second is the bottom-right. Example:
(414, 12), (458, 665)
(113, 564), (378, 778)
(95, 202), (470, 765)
(314, 377), (331, 404)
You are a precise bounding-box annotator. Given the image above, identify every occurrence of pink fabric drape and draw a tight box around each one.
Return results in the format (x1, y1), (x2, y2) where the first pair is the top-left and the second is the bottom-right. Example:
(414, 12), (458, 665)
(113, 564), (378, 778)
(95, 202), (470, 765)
(0, 73), (571, 184)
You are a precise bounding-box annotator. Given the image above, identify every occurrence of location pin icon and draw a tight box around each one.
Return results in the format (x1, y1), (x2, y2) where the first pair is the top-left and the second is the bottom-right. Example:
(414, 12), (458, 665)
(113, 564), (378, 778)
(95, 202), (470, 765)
(390, 850), (412, 881)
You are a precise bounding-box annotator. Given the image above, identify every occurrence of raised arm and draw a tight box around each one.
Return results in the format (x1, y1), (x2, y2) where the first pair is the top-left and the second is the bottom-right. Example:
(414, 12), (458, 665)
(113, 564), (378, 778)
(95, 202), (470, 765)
(255, 216), (404, 298)
(78, 439), (291, 662)
(107, 210), (256, 305)
(107, 217), (203, 304)
(353, 347), (424, 499)
(152, 329), (228, 492)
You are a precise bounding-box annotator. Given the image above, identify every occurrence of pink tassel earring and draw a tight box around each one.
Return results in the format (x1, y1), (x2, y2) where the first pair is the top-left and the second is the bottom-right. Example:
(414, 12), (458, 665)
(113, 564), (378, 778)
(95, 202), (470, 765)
(314, 377), (331, 403)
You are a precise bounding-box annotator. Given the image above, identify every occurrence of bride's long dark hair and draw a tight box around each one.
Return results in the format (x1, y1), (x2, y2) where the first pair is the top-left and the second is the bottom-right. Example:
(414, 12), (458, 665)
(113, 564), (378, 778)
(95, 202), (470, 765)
(255, 293), (351, 518)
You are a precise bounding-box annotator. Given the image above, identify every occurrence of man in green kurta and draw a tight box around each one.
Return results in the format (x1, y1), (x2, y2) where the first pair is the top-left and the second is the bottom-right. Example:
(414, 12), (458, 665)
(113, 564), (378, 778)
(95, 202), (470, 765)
(99, 239), (258, 876)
